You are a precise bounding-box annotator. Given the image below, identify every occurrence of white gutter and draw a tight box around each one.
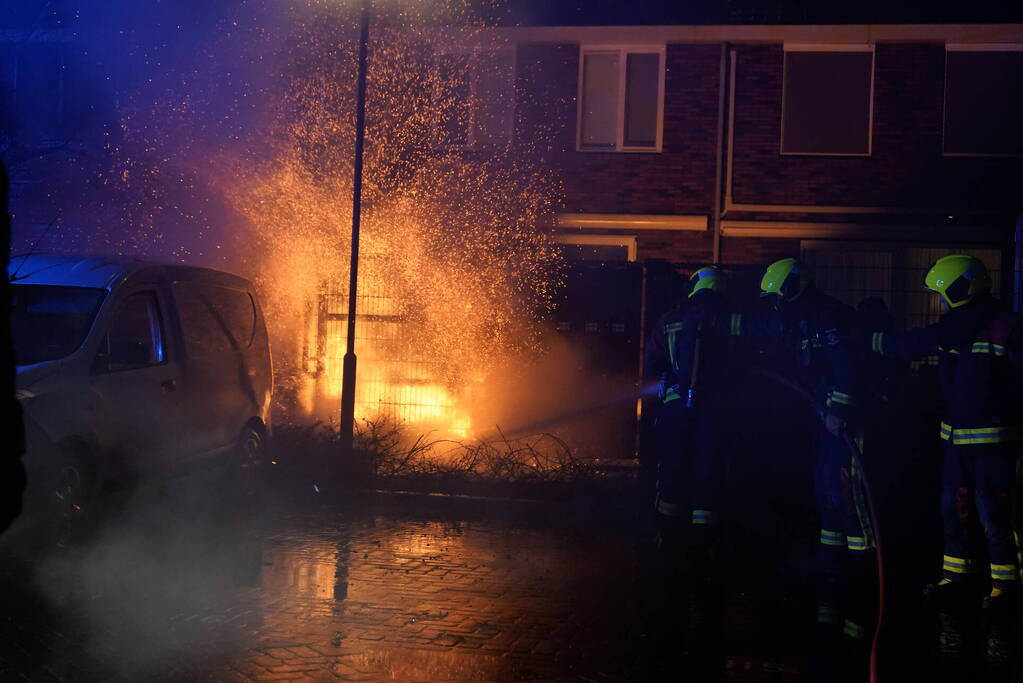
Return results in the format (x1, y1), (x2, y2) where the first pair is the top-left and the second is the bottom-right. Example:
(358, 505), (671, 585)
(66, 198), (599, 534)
(720, 220), (1002, 242)
(555, 213), (707, 231)
(493, 24), (1023, 46)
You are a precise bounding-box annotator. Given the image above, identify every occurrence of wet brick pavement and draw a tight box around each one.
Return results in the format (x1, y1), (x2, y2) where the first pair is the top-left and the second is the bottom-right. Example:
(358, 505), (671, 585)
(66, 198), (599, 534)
(0, 490), (660, 682)
(0, 484), (1019, 682)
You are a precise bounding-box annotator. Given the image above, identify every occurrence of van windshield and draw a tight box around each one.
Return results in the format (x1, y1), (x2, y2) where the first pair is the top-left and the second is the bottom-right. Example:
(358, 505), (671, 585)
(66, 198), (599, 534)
(11, 284), (107, 366)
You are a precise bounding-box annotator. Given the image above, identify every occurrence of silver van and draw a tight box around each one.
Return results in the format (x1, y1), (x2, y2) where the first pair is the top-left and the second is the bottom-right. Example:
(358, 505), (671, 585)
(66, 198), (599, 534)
(10, 254), (273, 533)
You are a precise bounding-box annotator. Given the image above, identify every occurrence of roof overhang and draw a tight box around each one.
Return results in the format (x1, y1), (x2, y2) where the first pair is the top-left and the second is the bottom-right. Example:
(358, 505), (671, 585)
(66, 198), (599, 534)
(720, 220), (1004, 243)
(493, 23), (1023, 45)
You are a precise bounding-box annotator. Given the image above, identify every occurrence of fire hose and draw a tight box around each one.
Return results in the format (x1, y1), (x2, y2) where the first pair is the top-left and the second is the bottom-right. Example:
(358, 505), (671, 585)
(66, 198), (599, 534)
(498, 364), (885, 681)
(752, 367), (884, 683)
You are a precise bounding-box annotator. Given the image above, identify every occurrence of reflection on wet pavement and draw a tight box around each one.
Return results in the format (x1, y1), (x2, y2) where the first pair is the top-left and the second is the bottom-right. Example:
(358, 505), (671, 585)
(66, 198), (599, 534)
(0, 495), (642, 681)
(238, 513), (637, 681)
(1, 489), (1021, 682)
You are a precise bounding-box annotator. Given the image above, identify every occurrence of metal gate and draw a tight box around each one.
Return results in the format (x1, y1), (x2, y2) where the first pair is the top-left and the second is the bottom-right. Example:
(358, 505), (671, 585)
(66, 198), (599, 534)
(301, 253), (469, 434)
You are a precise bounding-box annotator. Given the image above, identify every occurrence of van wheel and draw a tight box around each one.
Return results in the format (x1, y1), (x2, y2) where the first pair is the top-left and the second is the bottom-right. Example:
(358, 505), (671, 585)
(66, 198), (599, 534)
(233, 426), (265, 500)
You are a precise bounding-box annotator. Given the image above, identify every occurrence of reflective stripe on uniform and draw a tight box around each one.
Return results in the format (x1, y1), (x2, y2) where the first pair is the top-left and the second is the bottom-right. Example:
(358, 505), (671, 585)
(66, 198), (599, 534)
(665, 322), (685, 374)
(954, 428), (1012, 444)
(820, 529), (845, 547)
(943, 555), (980, 574)
(663, 386), (681, 404)
(843, 619), (865, 639)
(847, 535), (869, 551)
(991, 563), (1018, 582)
(871, 331), (885, 354)
(971, 341), (1007, 356)
(1017, 529), (1023, 583)
(692, 509), (715, 526)
(729, 313), (742, 337)
(938, 346), (961, 355)
(939, 422), (1020, 445)
(829, 390), (855, 406)
(817, 602), (838, 624)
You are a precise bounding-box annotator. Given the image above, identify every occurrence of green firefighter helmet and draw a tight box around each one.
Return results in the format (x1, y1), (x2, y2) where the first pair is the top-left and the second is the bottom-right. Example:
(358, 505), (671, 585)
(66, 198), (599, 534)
(760, 257), (813, 301)
(688, 265), (726, 298)
(925, 254), (990, 308)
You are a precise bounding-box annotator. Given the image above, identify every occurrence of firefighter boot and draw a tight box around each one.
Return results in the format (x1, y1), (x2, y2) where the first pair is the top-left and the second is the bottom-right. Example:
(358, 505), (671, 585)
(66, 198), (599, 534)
(840, 553), (877, 642)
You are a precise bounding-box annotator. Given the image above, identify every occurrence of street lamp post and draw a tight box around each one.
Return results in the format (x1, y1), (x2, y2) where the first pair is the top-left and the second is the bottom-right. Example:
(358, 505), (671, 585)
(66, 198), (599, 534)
(339, 0), (370, 455)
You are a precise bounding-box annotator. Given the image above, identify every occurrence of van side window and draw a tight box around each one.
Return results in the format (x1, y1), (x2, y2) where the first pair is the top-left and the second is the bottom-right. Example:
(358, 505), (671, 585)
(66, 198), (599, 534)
(96, 292), (165, 371)
(209, 286), (256, 348)
(172, 283), (255, 357)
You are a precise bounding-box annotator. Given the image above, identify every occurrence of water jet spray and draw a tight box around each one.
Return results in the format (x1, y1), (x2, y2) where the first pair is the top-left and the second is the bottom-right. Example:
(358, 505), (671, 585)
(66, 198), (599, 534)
(489, 381), (663, 442)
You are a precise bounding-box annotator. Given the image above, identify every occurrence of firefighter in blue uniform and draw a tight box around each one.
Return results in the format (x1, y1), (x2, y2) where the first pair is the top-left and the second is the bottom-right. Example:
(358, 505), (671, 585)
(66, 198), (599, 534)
(871, 254), (1022, 611)
(645, 266), (741, 554)
(760, 258), (874, 641)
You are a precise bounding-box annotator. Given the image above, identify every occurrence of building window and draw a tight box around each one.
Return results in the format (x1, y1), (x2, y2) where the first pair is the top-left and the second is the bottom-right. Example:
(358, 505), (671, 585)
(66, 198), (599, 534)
(433, 48), (514, 149)
(781, 45), (874, 156)
(943, 45), (1023, 156)
(577, 46), (664, 152)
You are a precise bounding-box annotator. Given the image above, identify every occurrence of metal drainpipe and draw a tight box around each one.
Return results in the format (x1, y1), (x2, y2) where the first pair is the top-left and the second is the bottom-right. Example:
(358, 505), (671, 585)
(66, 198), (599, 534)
(1015, 216), (1023, 313)
(711, 43), (728, 264)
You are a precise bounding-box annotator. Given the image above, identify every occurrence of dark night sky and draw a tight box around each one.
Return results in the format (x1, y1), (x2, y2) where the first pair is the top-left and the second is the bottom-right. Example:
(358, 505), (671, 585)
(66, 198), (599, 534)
(493, 0), (1023, 25)
(4, 0), (1023, 29)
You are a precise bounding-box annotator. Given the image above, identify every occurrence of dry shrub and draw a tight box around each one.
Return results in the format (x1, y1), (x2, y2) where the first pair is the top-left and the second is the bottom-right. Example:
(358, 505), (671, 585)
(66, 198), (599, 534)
(270, 417), (603, 491)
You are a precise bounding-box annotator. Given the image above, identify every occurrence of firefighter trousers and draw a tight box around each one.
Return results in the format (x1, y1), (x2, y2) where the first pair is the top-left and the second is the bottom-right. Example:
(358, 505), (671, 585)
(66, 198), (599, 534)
(815, 427), (874, 574)
(815, 427), (875, 636)
(653, 398), (723, 527)
(940, 442), (1021, 589)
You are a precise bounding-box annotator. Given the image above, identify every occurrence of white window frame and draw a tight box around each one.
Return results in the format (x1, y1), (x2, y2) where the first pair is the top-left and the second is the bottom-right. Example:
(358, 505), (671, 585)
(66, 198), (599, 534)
(942, 43), (1023, 158)
(555, 234), (638, 262)
(576, 45), (665, 153)
(780, 43), (875, 157)
(431, 46), (516, 150)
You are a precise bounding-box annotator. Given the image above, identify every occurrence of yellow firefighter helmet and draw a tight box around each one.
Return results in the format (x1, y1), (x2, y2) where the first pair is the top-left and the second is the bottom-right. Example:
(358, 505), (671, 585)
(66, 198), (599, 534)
(760, 258), (813, 301)
(925, 254), (991, 308)
(689, 265), (726, 298)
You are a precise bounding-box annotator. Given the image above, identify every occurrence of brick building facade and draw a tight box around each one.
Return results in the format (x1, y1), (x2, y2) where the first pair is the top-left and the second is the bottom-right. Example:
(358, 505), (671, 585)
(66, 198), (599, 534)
(497, 24), (1023, 321)
(4, 18), (1021, 323)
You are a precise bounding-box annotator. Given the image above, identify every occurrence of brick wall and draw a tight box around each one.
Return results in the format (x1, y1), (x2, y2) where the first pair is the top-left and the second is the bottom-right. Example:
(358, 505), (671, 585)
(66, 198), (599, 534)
(516, 43), (723, 217)
(731, 43), (1023, 209)
(514, 39), (1021, 268)
(719, 235), (800, 265)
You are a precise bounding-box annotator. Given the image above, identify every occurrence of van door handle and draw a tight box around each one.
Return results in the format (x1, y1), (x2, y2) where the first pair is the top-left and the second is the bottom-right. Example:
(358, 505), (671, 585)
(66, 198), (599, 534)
(160, 379), (176, 393)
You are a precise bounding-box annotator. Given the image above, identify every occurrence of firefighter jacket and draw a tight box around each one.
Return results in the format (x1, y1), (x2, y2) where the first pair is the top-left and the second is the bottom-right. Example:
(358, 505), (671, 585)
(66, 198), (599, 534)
(644, 290), (738, 408)
(871, 295), (1023, 445)
(768, 287), (864, 422)
(690, 287), (861, 420)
